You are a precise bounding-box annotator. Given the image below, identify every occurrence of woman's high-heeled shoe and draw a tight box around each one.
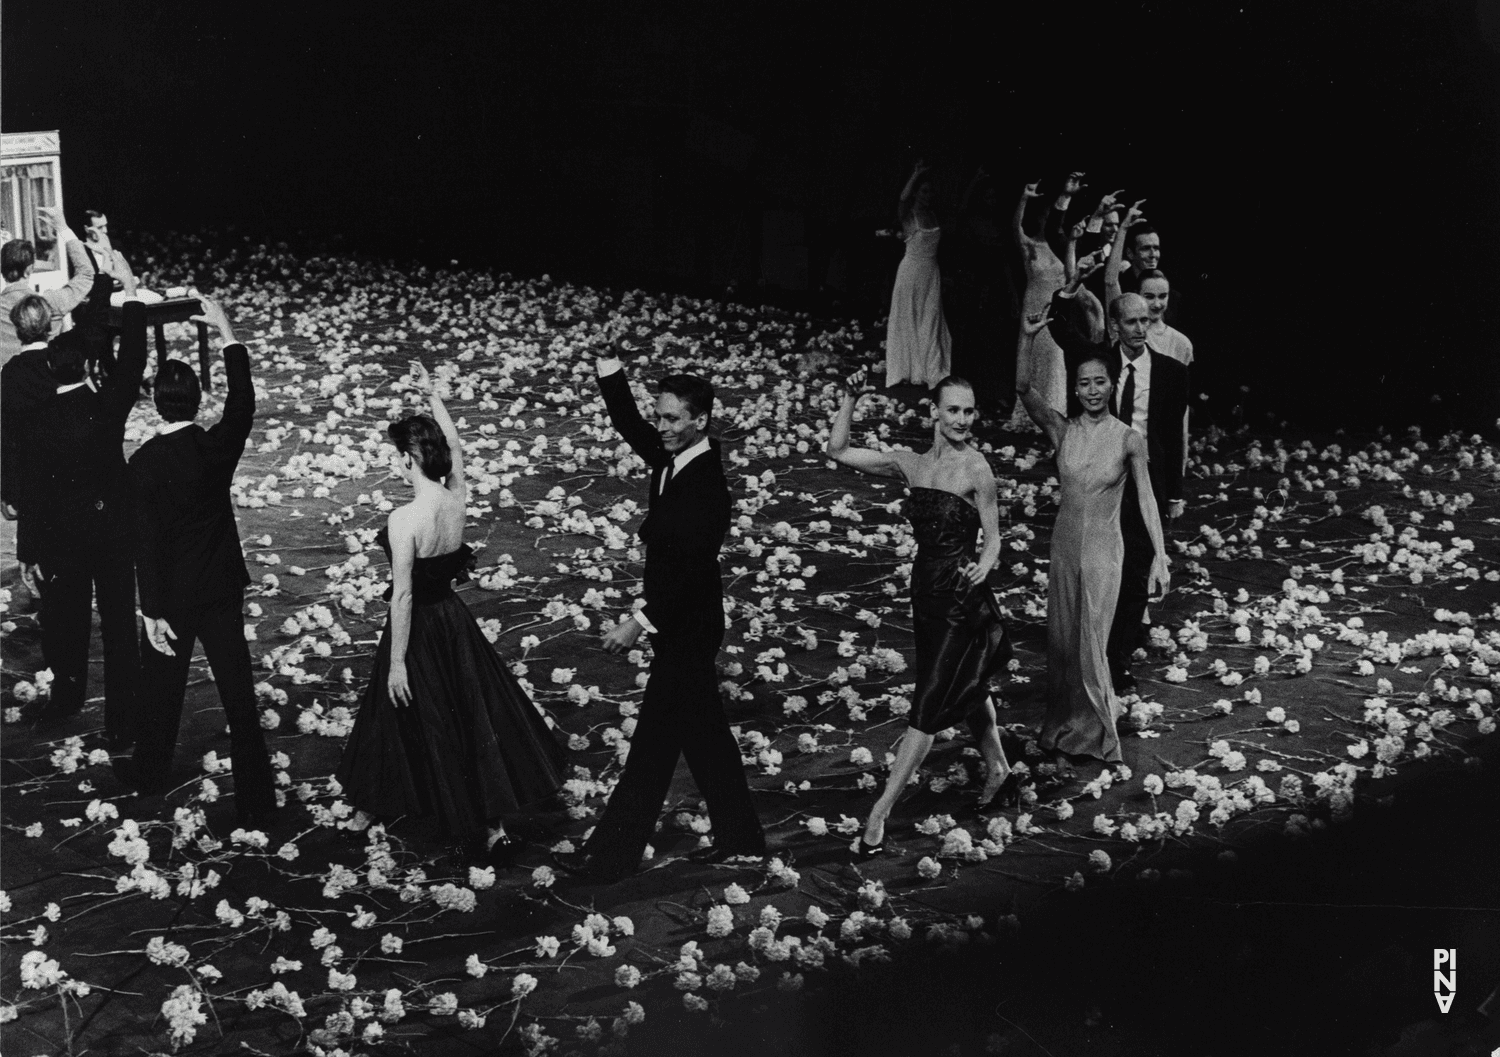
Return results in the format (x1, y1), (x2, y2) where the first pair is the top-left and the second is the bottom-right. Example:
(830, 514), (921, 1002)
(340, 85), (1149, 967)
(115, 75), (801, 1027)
(853, 837), (885, 861)
(484, 834), (523, 867)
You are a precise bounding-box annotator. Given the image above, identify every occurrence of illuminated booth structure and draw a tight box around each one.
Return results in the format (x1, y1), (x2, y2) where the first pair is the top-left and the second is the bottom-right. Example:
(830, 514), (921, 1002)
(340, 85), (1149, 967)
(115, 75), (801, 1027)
(1, 130), (69, 294)
(1, 130), (215, 388)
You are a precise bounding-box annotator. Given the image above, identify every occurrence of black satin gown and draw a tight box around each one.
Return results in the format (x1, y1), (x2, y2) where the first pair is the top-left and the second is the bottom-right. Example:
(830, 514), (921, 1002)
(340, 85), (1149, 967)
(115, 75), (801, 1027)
(905, 487), (1013, 736)
(335, 527), (566, 839)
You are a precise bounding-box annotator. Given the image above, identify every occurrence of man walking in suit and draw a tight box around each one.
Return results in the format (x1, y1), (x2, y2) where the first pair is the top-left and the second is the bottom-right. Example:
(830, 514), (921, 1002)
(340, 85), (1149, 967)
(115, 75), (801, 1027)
(124, 297), (276, 824)
(559, 342), (765, 881)
(1108, 292), (1188, 692)
(9, 301), (148, 741)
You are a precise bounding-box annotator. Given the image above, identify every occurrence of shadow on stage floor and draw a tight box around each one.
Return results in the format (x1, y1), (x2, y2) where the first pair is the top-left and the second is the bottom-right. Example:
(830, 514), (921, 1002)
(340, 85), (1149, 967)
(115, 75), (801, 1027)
(630, 746), (1500, 1057)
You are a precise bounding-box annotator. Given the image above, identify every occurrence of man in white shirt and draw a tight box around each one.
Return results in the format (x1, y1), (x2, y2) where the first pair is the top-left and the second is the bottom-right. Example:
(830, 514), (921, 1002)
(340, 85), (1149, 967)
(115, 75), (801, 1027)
(1108, 293), (1190, 692)
(555, 342), (765, 882)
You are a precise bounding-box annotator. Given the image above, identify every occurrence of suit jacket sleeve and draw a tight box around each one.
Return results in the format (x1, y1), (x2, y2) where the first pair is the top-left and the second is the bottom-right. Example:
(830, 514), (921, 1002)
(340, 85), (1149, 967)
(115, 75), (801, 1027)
(205, 343), (255, 455)
(599, 367), (667, 468)
(132, 459), (169, 617)
(1156, 354), (1188, 502)
(46, 239), (96, 318)
(0, 356), (52, 509)
(103, 301), (149, 427)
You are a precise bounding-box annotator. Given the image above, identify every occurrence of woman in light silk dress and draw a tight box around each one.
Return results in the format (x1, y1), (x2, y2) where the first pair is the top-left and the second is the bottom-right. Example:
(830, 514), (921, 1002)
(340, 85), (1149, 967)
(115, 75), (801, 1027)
(1016, 311), (1169, 764)
(1005, 179), (1069, 430)
(883, 161), (952, 389)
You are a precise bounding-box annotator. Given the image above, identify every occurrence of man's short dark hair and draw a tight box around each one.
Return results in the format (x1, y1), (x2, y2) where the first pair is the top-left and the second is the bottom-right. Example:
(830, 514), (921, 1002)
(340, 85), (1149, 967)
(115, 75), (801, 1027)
(2, 239), (35, 283)
(46, 329), (89, 385)
(658, 374), (714, 423)
(1128, 225), (1158, 253)
(83, 209), (105, 228)
(154, 360), (202, 422)
(10, 294), (52, 344)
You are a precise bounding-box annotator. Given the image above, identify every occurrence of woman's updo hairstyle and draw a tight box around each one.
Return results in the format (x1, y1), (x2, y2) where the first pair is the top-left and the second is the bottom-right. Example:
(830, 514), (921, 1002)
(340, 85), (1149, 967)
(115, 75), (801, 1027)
(929, 374), (975, 407)
(388, 415), (452, 482)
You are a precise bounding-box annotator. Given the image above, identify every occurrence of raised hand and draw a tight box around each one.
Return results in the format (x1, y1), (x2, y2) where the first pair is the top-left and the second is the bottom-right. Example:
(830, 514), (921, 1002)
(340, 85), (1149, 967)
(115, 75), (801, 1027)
(409, 360), (432, 392)
(1022, 308), (1053, 337)
(1123, 199), (1148, 228)
(1093, 189), (1126, 216)
(1075, 252), (1103, 278)
(190, 296), (237, 343)
(1063, 172), (1087, 196)
(843, 366), (870, 394)
(1070, 219), (1089, 240)
(1022, 181), (1041, 199)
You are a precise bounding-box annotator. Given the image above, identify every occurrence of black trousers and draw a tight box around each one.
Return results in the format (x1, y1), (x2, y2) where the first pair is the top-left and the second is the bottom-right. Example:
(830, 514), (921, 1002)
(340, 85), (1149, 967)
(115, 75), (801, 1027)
(584, 620), (764, 878)
(37, 541), (138, 743)
(1107, 476), (1164, 681)
(132, 591), (275, 812)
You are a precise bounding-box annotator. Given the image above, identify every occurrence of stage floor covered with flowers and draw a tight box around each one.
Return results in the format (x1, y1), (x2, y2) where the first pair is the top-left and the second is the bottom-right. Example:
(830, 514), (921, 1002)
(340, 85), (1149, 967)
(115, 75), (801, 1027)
(3, 235), (1498, 1057)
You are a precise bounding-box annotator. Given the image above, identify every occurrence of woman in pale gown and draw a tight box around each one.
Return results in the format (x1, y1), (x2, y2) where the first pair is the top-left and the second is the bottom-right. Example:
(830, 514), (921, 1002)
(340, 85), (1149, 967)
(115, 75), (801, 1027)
(1005, 179), (1072, 429)
(884, 161), (951, 389)
(1016, 311), (1169, 764)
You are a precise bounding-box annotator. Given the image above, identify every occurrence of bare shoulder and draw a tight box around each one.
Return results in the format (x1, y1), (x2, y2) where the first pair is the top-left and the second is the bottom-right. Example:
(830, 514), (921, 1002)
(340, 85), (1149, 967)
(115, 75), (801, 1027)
(964, 446), (997, 483)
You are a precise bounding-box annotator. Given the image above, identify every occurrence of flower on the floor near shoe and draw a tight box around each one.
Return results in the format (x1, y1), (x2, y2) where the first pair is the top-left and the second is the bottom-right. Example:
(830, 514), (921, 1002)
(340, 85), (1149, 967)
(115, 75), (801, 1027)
(916, 856), (942, 880)
(705, 905), (735, 938)
(802, 816), (829, 836)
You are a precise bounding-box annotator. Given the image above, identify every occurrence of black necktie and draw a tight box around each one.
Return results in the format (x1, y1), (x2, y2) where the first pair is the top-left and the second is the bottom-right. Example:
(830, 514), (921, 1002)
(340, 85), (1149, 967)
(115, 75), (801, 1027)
(1116, 362), (1136, 425)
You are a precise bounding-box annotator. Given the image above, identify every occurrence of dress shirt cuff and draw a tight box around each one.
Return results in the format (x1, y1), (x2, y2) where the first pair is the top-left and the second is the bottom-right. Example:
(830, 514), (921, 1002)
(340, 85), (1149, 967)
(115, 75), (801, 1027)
(595, 357), (623, 378)
(630, 601), (657, 635)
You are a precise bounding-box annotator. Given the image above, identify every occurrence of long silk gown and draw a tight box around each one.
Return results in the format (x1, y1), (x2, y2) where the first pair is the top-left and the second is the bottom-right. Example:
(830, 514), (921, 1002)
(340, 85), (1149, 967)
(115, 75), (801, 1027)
(336, 527), (567, 838)
(884, 227), (952, 389)
(1006, 237), (1068, 430)
(1039, 416), (1134, 762)
(904, 487), (1012, 736)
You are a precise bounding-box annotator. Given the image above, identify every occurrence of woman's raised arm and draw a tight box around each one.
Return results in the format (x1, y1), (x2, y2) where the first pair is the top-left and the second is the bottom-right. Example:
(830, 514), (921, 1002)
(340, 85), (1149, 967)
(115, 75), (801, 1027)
(826, 367), (908, 480)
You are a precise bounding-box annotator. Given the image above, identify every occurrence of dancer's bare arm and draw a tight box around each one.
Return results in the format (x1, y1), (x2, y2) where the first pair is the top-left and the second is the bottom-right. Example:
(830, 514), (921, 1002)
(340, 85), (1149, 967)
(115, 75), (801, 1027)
(826, 368), (914, 481)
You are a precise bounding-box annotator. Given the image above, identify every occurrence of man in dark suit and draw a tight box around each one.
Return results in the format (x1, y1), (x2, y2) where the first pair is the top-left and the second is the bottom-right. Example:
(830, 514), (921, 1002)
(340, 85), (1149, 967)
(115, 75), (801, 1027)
(124, 297), (276, 824)
(2, 296), (61, 574)
(1107, 292), (1189, 692)
(559, 343), (765, 881)
(7, 301), (148, 741)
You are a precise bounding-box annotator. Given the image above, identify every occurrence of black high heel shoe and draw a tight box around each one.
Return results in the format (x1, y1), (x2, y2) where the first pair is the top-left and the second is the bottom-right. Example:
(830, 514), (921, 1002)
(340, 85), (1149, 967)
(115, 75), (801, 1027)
(852, 836), (885, 861)
(484, 834), (523, 867)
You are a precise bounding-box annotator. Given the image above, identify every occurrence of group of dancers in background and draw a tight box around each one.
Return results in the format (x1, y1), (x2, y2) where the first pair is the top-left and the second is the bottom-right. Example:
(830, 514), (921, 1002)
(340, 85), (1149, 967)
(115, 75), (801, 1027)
(8, 172), (1187, 888)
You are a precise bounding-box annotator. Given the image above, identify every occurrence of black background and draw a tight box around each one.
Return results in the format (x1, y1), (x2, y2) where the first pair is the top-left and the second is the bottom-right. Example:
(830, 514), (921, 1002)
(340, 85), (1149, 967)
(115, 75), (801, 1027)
(5, 0), (1500, 427)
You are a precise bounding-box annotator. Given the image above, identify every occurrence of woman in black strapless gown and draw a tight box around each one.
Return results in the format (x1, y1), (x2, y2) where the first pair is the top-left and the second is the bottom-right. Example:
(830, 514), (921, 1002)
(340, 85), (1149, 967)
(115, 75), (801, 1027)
(827, 369), (1014, 859)
(336, 362), (566, 861)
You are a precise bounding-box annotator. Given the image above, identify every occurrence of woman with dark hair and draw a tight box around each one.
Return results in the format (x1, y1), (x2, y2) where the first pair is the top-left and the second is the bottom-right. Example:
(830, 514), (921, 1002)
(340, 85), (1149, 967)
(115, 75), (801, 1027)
(827, 370), (1015, 859)
(883, 160), (952, 389)
(337, 361), (565, 863)
(1016, 314), (1169, 765)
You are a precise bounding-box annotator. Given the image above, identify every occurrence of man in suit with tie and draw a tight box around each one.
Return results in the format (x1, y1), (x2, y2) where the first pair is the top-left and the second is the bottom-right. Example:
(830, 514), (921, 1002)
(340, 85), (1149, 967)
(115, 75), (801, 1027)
(124, 297), (276, 824)
(1108, 292), (1188, 692)
(8, 301), (148, 741)
(558, 342), (765, 882)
